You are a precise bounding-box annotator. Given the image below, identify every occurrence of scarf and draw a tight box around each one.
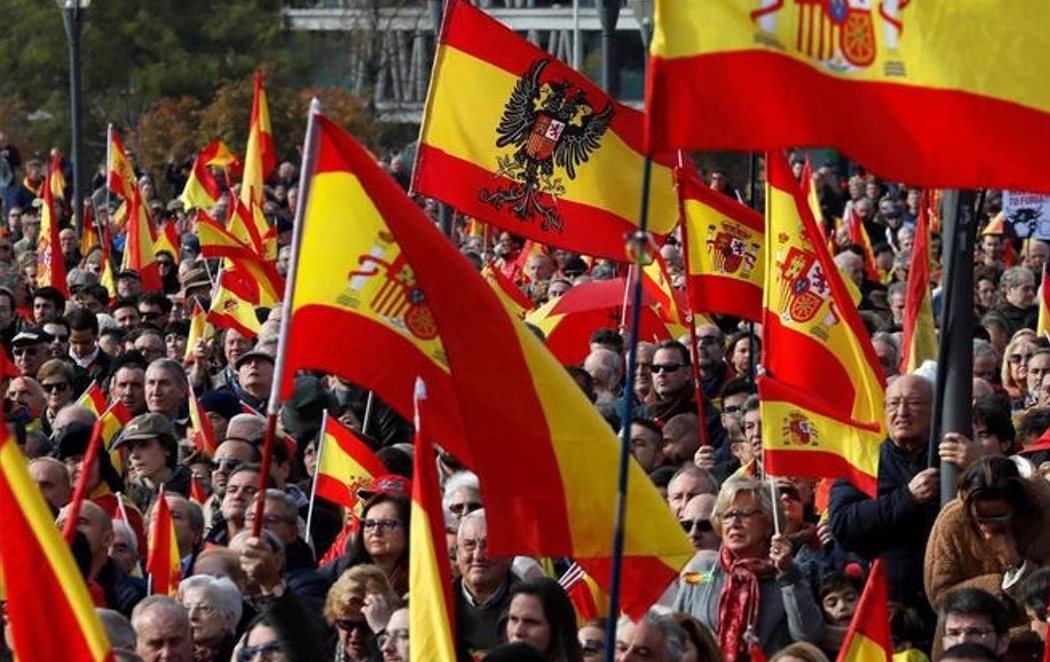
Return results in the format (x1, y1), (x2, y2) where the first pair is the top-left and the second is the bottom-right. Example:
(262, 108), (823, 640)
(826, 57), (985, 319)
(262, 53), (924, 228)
(717, 546), (776, 662)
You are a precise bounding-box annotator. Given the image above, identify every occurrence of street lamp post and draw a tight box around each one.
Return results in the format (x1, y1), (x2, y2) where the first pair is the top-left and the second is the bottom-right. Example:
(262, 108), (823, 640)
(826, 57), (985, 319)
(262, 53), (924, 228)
(597, 0), (620, 96)
(58, 0), (91, 237)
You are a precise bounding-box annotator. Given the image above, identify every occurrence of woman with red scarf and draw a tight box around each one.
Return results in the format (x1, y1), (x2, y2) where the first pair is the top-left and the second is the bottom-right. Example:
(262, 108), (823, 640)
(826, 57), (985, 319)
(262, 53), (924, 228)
(672, 475), (825, 661)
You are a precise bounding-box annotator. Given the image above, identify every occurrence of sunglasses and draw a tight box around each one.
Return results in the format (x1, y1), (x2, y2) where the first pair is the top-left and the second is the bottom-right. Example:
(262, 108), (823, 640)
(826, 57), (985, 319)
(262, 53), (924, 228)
(335, 619), (371, 634)
(650, 363), (684, 374)
(777, 486), (802, 502)
(12, 347), (38, 356)
(449, 501), (482, 517)
(211, 458), (244, 472)
(581, 639), (605, 654)
(236, 640), (282, 662)
(41, 382), (69, 394)
(680, 518), (713, 534)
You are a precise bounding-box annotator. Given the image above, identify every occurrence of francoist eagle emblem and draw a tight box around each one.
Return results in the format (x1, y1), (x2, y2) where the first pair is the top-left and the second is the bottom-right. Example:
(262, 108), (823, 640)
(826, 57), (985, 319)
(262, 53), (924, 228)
(480, 59), (614, 235)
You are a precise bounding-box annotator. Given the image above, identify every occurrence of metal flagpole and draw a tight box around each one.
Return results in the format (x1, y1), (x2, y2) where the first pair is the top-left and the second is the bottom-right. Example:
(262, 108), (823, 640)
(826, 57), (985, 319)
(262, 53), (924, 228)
(250, 99), (323, 537)
(362, 391), (375, 437)
(304, 410), (328, 547)
(747, 153), (760, 382)
(603, 154), (652, 661)
(572, 0), (582, 71)
(929, 189), (976, 506)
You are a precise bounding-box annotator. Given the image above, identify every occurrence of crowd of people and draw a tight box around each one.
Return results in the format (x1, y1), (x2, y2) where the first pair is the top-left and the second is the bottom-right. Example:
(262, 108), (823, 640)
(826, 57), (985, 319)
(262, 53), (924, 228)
(0, 131), (1049, 662)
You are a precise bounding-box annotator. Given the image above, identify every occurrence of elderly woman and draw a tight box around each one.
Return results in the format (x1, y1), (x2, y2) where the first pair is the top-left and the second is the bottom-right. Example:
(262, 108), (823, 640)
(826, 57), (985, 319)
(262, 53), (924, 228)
(37, 359), (75, 434)
(504, 577), (582, 662)
(324, 564), (401, 662)
(924, 457), (1050, 611)
(177, 574), (242, 662)
(1000, 337), (1036, 410)
(673, 475), (824, 661)
(443, 470), (483, 523)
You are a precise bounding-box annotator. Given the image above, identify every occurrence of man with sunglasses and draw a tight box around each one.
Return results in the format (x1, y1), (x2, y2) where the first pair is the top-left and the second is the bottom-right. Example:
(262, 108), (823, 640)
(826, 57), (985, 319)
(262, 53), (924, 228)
(679, 493), (719, 553)
(203, 434), (262, 536)
(11, 326), (51, 378)
(647, 339), (726, 452)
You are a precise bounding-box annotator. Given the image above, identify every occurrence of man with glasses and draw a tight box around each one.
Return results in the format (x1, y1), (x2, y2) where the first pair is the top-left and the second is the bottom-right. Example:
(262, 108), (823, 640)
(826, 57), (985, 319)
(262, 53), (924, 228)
(454, 508), (519, 657)
(647, 339), (726, 453)
(12, 326), (51, 378)
(939, 588), (1011, 660)
(138, 292), (173, 328)
(203, 424), (263, 534)
(994, 266), (1038, 337)
(829, 373), (941, 630)
(679, 493), (719, 553)
(693, 322), (730, 404)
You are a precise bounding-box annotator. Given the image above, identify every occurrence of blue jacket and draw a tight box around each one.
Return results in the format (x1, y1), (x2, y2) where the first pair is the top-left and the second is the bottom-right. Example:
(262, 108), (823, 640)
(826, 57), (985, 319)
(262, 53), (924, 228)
(828, 438), (939, 613)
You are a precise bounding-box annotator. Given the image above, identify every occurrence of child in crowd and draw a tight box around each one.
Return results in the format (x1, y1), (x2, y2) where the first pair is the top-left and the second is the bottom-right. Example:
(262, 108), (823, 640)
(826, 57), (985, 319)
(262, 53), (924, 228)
(817, 570), (863, 657)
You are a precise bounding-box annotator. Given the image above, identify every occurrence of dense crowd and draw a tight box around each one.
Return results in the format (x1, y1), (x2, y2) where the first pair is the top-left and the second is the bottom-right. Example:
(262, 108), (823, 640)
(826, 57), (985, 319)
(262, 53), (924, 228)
(0, 132), (1048, 662)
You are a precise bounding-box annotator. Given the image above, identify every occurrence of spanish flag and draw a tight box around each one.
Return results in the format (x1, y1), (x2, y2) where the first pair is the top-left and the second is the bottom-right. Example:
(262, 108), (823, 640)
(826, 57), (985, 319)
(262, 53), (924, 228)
(409, 380), (458, 662)
(76, 385), (132, 475)
(79, 203), (100, 256)
(37, 162), (69, 297)
(154, 221), (181, 261)
(759, 152), (885, 497)
(239, 70), (276, 254)
(201, 139), (241, 172)
(184, 299), (214, 364)
(836, 560), (892, 662)
(121, 187), (163, 293)
(196, 213), (283, 305)
(146, 485), (181, 596)
(845, 206), (881, 284)
(314, 414), (386, 511)
(414, 0), (679, 259)
(482, 264), (534, 319)
(0, 424), (114, 662)
(642, 252), (690, 339)
(1039, 264), (1050, 338)
(647, 2), (1050, 193)
(679, 167), (764, 322)
(559, 562), (608, 626)
(49, 150), (68, 200)
(899, 197), (938, 373)
(187, 385), (218, 456)
(207, 270), (261, 339)
(179, 150), (223, 213)
(107, 125), (137, 201)
(286, 112), (693, 616)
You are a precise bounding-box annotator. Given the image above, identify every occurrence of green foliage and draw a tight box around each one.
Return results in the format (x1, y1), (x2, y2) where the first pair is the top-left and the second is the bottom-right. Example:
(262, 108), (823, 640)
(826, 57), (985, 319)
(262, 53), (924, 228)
(0, 0), (290, 171)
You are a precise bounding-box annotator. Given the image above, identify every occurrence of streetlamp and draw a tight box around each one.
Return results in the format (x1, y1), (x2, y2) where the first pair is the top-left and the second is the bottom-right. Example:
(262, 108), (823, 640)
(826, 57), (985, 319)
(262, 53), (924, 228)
(597, 0), (621, 96)
(57, 0), (91, 237)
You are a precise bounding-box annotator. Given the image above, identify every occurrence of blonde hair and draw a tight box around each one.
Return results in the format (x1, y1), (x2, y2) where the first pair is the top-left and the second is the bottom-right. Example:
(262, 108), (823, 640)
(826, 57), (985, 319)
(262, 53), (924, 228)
(323, 564), (399, 625)
(1001, 337), (1035, 398)
(711, 475), (783, 541)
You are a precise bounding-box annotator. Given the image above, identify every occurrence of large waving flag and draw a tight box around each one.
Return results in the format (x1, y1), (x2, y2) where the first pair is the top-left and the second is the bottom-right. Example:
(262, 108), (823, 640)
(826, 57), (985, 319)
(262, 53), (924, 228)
(759, 152), (885, 497)
(146, 486), (181, 596)
(37, 162), (69, 297)
(286, 112), (693, 616)
(679, 168), (764, 321)
(187, 385), (218, 456)
(179, 147), (223, 212)
(482, 264), (534, 319)
(197, 213), (283, 305)
(409, 380), (457, 662)
(0, 424), (114, 662)
(899, 197), (938, 373)
(314, 414), (386, 510)
(413, 0), (678, 259)
(238, 70), (276, 257)
(835, 560), (892, 662)
(207, 270), (261, 339)
(647, 2), (1050, 192)
(121, 187), (163, 292)
(107, 126), (137, 201)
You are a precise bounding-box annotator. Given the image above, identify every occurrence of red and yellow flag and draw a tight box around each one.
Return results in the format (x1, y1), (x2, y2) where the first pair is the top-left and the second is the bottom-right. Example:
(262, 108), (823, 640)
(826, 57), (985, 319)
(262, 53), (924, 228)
(184, 299), (214, 364)
(642, 252), (689, 339)
(196, 213), (283, 305)
(187, 384), (218, 457)
(239, 70), (276, 256)
(286, 113), (693, 616)
(409, 381), (458, 662)
(146, 486), (181, 596)
(201, 139), (241, 171)
(189, 474), (208, 506)
(0, 424), (114, 662)
(207, 270), (261, 339)
(759, 152), (885, 497)
(559, 562), (608, 626)
(1039, 265), (1050, 339)
(482, 264), (534, 319)
(48, 150), (68, 200)
(679, 168), (764, 322)
(315, 415), (386, 510)
(76, 385), (131, 474)
(845, 207), (881, 284)
(154, 221), (181, 261)
(37, 162), (69, 298)
(836, 560), (892, 662)
(900, 197), (938, 373)
(179, 151), (223, 213)
(414, 0), (679, 259)
(79, 203), (100, 257)
(107, 126), (137, 201)
(120, 187), (162, 292)
(647, 2), (1050, 193)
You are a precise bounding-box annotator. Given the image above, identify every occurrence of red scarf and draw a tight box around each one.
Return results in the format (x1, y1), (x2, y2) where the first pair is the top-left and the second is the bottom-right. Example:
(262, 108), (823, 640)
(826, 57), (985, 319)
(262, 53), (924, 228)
(717, 546), (775, 662)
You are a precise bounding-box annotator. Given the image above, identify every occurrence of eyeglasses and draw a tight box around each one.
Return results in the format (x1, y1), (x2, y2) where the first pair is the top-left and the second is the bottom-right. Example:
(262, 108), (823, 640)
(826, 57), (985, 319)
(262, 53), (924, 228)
(722, 509), (762, 523)
(449, 501), (482, 517)
(581, 639), (605, 654)
(140, 310), (163, 320)
(680, 518), (713, 534)
(41, 382), (69, 394)
(650, 363), (684, 374)
(12, 347), (38, 356)
(211, 458), (244, 472)
(777, 486), (802, 502)
(362, 518), (402, 532)
(1009, 353), (1033, 364)
(334, 619), (371, 634)
(236, 640), (283, 662)
(944, 627), (996, 641)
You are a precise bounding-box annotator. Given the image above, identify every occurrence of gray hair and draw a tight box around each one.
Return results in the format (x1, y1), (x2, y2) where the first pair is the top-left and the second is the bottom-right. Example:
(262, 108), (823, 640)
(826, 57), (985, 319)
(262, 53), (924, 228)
(177, 575), (243, 630)
(442, 471), (480, 511)
(872, 332), (900, 367)
(615, 610), (686, 662)
(668, 465), (718, 497)
(973, 339), (1000, 363)
(712, 475), (783, 541)
(1001, 266), (1035, 293)
(130, 595), (189, 632)
(887, 281), (906, 300)
(145, 358), (188, 390)
(97, 608), (136, 651)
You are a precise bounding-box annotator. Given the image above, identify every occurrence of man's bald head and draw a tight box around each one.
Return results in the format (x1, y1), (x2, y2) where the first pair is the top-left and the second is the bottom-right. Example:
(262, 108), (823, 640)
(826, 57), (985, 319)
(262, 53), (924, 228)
(224, 414), (266, 445)
(583, 348), (623, 393)
(29, 456), (72, 510)
(53, 404), (97, 430)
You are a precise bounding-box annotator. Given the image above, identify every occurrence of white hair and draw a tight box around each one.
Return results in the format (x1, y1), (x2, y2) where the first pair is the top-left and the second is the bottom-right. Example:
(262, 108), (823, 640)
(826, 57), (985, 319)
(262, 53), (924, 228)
(177, 575), (243, 629)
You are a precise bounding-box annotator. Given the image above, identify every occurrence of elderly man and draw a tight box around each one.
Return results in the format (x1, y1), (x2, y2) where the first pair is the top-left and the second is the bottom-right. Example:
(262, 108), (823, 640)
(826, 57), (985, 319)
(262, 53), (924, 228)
(149, 493), (204, 577)
(829, 374), (940, 623)
(454, 509), (519, 657)
(145, 358), (188, 428)
(679, 493), (719, 553)
(28, 456), (72, 513)
(994, 266), (1038, 336)
(203, 424), (264, 533)
(110, 520), (141, 575)
(614, 611), (686, 662)
(57, 500), (146, 616)
(130, 596), (194, 662)
(12, 326), (51, 378)
(233, 350), (274, 413)
(666, 465), (718, 519)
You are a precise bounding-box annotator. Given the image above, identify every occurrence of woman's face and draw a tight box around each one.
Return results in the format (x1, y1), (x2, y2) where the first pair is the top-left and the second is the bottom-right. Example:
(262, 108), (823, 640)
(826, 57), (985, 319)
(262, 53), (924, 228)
(243, 624), (285, 662)
(363, 501), (406, 561)
(506, 594), (552, 654)
(335, 615), (372, 661)
(181, 586), (229, 647)
(1009, 342), (1034, 384)
(720, 491), (770, 558)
